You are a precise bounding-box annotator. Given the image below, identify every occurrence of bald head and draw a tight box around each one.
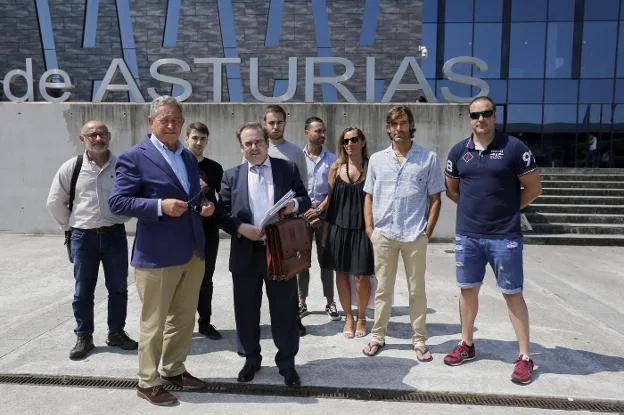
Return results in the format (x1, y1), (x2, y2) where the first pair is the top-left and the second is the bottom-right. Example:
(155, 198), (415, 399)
(79, 120), (111, 155)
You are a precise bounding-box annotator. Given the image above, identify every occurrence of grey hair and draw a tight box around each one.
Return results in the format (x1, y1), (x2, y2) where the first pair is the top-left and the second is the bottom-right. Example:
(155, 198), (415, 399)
(150, 95), (183, 117)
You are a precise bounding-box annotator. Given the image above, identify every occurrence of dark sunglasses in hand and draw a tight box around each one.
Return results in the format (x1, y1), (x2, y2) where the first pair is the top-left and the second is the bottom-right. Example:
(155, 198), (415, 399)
(342, 136), (361, 145)
(469, 109), (495, 120)
(187, 191), (207, 214)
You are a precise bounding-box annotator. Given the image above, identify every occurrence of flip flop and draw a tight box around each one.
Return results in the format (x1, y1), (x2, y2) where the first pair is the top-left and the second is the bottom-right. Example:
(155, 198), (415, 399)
(362, 342), (385, 357)
(414, 345), (433, 362)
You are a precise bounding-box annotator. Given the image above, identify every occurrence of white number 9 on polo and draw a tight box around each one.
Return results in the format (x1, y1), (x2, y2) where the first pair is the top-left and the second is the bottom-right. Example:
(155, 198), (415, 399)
(522, 151), (534, 167)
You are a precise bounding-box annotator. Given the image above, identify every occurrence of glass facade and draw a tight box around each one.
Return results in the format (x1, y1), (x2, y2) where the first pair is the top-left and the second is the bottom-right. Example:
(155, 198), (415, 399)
(423, 0), (624, 167)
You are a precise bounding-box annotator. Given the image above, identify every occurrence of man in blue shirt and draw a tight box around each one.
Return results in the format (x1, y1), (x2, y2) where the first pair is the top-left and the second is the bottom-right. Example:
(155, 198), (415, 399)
(362, 106), (445, 361)
(444, 96), (542, 385)
(298, 117), (340, 321)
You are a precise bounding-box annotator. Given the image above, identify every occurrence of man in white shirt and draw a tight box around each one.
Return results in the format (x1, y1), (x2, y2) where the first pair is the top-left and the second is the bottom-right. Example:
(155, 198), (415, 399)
(219, 122), (311, 387)
(46, 120), (136, 361)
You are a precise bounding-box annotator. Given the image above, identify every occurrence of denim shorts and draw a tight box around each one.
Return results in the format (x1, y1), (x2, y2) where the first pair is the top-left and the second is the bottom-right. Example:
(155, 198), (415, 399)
(455, 234), (524, 294)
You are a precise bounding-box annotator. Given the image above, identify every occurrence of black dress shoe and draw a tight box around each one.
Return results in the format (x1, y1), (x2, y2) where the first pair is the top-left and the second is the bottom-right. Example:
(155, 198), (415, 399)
(198, 324), (222, 340)
(237, 361), (261, 382)
(297, 318), (306, 337)
(279, 368), (301, 387)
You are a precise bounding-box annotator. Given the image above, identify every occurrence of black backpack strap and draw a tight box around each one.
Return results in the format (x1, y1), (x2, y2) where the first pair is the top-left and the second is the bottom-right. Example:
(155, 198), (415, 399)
(68, 155), (83, 212)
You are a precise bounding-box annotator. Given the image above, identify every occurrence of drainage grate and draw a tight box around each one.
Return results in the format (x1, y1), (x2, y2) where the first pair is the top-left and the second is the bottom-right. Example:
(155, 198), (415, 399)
(1, 373), (623, 412)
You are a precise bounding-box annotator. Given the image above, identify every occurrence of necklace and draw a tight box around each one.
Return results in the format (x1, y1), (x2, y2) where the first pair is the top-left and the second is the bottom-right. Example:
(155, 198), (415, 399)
(345, 162), (362, 184)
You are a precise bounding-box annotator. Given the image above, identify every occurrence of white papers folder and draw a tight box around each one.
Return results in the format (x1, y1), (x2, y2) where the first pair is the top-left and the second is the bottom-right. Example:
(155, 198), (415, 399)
(259, 190), (295, 229)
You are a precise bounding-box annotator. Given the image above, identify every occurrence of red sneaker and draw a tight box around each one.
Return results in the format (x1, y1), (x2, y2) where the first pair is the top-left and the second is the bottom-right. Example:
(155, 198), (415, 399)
(511, 354), (534, 384)
(443, 341), (476, 366)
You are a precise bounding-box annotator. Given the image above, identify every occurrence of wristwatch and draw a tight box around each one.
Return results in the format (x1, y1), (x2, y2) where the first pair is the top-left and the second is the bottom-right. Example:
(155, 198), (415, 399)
(315, 207), (323, 217)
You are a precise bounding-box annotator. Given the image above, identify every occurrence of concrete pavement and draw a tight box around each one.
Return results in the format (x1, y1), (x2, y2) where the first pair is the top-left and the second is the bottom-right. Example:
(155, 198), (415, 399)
(1, 233), (623, 414)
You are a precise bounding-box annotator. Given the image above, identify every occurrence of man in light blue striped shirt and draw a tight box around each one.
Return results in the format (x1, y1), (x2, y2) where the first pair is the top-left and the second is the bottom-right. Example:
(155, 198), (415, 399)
(362, 106), (444, 361)
(298, 117), (339, 321)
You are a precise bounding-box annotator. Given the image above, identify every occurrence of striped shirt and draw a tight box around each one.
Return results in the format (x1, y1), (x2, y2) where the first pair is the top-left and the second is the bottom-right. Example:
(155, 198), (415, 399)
(363, 141), (445, 242)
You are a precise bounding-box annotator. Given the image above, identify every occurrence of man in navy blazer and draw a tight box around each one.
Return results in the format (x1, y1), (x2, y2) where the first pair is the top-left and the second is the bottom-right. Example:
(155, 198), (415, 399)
(220, 122), (311, 387)
(109, 96), (215, 406)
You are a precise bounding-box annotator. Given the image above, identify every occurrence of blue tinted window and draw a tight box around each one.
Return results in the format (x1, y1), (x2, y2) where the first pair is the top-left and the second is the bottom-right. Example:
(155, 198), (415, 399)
(548, 0), (575, 21)
(581, 22), (618, 78)
(473, 23), (501, 77)
(544, 80), (578, 103)
(512, 0), (547, 21)
(474, 0), (503, 22)
(422, 23), (437, 78)
(509, 23), (546, 78)
(618, 24), (624, 76)
(580, 80), (614, 103)
(265, 0), (285, 46)
(584, 0), (619, 20)
(495, 104), (505, 127)
(445, 0), (473, 22)
(543, 105), (577, 132)
(507, 104), (543, 132)
(483, 80), (507, 103)
(508, 80), (544, 103)
(616, 79), (624, 103)
(359, 0), (380, 46)
(422, 0), (437, 23)
(163, 0), (181, 48)
(545, 22), (573, 78)
(614, 105), (624, 131)
(83, 0), (99, 48)
(444, 23), (473, 75)
(579, 104), (613, 132)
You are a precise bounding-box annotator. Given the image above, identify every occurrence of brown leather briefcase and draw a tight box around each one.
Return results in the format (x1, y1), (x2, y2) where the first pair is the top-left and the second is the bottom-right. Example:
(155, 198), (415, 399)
(265, 218), (312, 281)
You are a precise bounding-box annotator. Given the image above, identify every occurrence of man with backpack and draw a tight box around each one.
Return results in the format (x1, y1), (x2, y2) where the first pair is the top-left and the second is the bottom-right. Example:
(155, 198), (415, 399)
(46, 120), (136, 360)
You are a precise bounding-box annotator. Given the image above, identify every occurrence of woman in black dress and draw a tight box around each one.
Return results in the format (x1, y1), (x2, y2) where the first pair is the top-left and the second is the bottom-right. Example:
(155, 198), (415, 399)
(320, 127), (374, 338)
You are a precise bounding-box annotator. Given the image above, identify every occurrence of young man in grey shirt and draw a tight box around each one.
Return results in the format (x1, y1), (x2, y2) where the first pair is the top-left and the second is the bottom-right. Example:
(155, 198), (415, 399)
(263, 104), (308, 336)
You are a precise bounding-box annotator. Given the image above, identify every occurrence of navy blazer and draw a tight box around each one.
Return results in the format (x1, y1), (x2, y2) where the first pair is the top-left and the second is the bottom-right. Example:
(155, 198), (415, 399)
(219, 157), (311, 275)
(109, 134), (205, 268)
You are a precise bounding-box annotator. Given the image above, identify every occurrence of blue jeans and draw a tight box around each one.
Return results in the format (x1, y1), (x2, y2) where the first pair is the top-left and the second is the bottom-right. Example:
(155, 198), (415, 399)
(70, 225), (129, 334)
(455, 234), (524, 294)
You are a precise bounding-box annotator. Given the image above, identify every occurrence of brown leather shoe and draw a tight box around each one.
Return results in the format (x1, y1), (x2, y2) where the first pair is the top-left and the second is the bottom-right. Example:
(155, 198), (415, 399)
(136, 385), (178, 406)
(161, 371), (208, 391)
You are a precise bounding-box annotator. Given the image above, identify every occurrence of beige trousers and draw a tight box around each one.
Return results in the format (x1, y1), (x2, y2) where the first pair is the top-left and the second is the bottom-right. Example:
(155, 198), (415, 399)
(370, 231), (428, 346)
(134, 253), (204, 388)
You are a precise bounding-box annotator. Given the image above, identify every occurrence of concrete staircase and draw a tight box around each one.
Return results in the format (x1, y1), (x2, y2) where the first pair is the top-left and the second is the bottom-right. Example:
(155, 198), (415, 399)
(523, 168), (624, 245)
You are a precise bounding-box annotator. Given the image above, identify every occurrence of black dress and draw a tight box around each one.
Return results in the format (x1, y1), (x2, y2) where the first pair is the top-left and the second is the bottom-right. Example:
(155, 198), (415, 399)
(322, 176), (375, 275)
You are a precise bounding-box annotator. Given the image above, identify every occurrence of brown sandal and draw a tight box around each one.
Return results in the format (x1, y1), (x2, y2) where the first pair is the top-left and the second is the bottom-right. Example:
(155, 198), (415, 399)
(414, 344), (433, 362)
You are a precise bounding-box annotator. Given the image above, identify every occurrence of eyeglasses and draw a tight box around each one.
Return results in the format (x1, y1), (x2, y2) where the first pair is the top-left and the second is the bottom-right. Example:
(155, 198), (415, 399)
(83, 131), (110, 139)
(469, 109), (495, 120)
(342, 136), (361, 145)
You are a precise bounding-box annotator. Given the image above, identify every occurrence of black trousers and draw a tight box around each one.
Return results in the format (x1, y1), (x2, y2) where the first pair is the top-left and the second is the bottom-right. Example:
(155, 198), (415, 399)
(197, 226), (220, 328)
(232, 245), (299, 371)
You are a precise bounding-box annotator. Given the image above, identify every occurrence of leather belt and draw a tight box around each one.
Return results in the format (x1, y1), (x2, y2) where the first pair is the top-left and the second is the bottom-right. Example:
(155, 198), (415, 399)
(79, 224), (122, 234)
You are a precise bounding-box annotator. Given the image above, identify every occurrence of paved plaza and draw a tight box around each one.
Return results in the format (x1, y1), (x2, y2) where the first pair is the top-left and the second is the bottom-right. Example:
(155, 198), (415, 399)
(1, 233), (623, 414)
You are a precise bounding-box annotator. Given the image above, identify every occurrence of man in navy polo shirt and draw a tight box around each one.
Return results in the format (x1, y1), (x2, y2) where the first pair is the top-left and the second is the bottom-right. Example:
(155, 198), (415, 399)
(443, 96), (542, 384)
